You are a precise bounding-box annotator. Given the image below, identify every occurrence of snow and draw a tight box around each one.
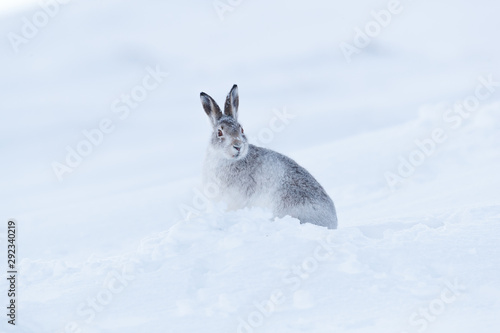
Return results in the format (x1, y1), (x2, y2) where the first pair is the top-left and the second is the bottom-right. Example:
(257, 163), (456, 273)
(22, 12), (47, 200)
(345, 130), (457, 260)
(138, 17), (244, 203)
(1, 0), (500, 332)
(10, 205), (500, 332)
(0, 0), (38, 14)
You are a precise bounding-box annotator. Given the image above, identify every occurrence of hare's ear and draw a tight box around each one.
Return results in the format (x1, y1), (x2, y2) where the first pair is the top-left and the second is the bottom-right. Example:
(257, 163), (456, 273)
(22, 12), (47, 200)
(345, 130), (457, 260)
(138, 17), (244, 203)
(224, 84), (239, 120)
(200, 92), (223, 127)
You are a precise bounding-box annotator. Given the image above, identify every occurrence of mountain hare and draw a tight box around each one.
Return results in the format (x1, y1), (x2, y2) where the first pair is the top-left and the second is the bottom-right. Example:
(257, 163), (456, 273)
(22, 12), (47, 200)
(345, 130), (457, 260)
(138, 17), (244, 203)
(200, 85), (337, 229)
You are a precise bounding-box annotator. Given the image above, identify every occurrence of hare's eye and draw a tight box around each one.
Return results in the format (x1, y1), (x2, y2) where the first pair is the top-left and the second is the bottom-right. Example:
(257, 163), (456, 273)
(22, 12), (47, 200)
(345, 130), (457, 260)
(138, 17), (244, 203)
(241, 128), (244, 134)
(217, 129), (223, 137)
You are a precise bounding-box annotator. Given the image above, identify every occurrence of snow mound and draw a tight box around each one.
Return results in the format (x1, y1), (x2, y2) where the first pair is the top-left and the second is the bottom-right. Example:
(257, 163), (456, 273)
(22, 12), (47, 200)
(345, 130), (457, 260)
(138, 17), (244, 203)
(14, 204), (500, 333)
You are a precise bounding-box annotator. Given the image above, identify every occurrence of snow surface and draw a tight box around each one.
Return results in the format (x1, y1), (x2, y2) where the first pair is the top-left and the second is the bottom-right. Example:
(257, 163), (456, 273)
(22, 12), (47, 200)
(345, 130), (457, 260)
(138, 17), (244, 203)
(1, 0), (500, 332)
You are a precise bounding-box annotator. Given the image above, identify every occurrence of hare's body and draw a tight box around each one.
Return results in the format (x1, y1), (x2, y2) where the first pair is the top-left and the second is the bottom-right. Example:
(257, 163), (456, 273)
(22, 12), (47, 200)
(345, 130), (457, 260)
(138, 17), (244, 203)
(204, 143), (337, 228)
(200, 85), (337, 229)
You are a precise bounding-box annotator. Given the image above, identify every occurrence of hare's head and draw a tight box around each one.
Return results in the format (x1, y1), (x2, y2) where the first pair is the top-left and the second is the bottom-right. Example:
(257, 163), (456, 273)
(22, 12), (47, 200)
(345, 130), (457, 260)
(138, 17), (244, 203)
(200, 85), (249, 160)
